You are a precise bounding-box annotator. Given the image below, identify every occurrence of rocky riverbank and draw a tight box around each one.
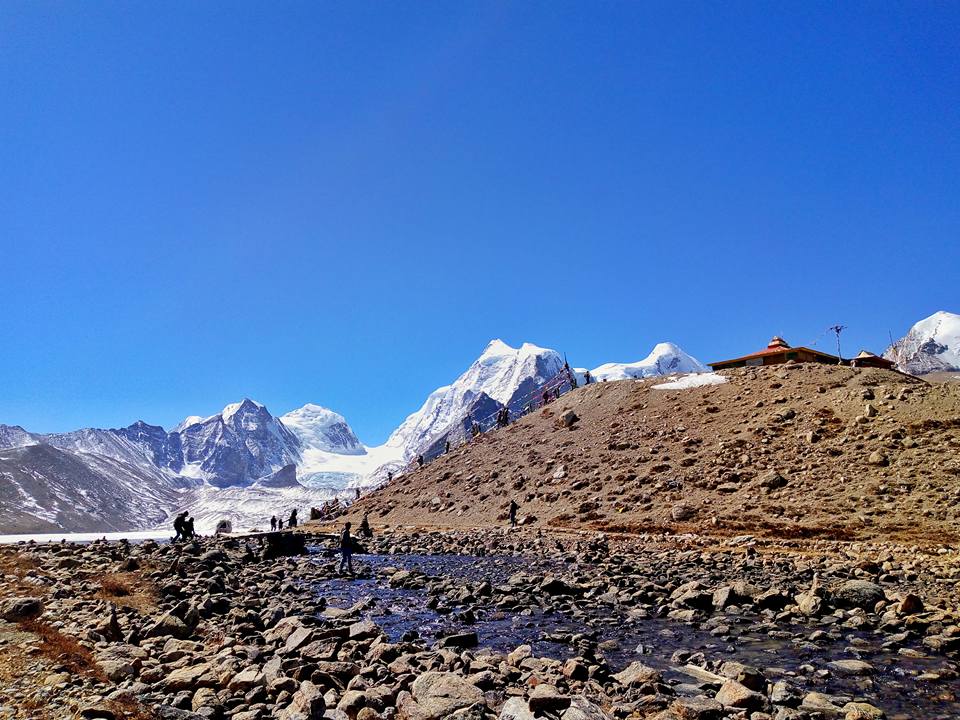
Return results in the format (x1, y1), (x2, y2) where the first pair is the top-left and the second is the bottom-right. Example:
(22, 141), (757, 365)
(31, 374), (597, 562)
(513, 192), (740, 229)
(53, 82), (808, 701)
(2, 528), (960, 719)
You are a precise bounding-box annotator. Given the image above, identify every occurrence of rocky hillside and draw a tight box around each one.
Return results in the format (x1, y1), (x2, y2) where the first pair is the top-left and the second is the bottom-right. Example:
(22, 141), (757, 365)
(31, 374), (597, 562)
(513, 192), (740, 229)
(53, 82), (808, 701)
(351, 364), (960, 542)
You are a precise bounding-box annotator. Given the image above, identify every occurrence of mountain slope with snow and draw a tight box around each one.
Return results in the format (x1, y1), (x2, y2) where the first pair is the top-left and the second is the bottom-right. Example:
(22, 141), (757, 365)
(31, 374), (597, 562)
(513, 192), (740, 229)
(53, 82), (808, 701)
(280, 404), (365, 455)
(884, 311), (960, 375)
(590, 342), (708, 381)
(384, 340), (565, 459)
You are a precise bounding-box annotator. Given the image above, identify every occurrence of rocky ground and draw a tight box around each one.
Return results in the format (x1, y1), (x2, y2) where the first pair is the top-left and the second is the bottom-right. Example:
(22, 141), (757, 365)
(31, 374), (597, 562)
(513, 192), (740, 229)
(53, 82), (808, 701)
(2, 527), (960, 720)
(347, 364), (960, 543)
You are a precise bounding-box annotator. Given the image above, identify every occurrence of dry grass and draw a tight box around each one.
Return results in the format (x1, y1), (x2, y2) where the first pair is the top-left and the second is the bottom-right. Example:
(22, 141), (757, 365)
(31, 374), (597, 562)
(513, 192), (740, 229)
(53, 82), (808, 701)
(104, 696), (161, 720)
(17, 618), (106, 681)
(0, 550), (44, 600)
(94, 572), (158, 614)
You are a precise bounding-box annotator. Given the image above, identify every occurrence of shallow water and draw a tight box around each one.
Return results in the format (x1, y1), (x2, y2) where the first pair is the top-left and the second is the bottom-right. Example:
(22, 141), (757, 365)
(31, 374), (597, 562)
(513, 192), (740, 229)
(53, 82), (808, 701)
(310, 551), (960, 719)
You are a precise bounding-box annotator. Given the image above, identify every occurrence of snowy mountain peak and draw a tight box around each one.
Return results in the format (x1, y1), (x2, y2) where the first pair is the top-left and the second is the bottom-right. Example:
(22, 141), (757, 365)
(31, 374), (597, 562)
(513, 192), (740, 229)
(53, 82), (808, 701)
(386, 339), (564, 457)
(221, 398), (265, 423)
(280, 404), (365, 456)
(482, 338), (513, 356)
(884, 310), (960, 375)
(174, 416), (206, 433)
(590, 342), (708, 382)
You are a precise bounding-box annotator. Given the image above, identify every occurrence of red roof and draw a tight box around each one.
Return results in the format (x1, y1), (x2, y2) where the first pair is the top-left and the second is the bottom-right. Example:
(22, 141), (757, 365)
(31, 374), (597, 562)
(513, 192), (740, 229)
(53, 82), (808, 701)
(709, 344), (839, 367)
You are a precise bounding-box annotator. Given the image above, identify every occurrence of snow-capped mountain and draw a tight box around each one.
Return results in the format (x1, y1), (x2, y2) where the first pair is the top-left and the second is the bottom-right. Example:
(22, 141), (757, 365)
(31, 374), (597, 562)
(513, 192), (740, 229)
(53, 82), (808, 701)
(0, 425), (37, 449)
(589, 342), (708, 381)
(384, 340), (565, 459)
(176, 399), (301, 487)
(884, 311), (960, 375)
(281, 404), (364, 455)
(0, 337), (711, 534)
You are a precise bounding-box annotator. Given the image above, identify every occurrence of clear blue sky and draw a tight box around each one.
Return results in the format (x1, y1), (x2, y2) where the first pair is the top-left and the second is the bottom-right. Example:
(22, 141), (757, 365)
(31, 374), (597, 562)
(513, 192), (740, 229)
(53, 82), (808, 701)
(1, 1), (957, 443)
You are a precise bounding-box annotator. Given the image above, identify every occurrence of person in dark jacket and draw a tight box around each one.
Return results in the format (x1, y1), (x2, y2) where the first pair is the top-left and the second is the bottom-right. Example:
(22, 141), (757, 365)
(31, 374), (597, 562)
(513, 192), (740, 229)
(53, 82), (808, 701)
(288, 509), (298, 528)
(172, 511), (188, 541)
(183, 515), (196, 539)
(270, 516), (277, 531)
(359, 513), (373, 539)
(509, 500), (519, 528)
(339, 522), (354, 575)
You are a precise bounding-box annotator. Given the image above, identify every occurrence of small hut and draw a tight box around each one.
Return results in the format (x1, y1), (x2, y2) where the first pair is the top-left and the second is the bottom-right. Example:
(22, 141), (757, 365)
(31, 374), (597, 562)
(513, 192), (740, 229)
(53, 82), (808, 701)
(850, 350), (896, 370)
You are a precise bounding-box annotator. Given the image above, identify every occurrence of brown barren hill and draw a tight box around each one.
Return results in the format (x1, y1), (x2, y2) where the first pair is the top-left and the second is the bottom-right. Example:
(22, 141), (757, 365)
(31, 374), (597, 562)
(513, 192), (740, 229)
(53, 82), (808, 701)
(348, 363), (960, 543)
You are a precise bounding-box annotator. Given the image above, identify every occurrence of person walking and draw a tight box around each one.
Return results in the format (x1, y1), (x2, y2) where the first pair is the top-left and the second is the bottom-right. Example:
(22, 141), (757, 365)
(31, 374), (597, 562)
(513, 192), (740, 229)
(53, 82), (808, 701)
(417, 454), (424, 468)
(278, 518), (284, 530)
(270, 516), (277, 531)
(584, 370), (592, 385)
(172, 511), (188, 541)
(288, 509), (298, 528)
(509, 499), (519, 528)
(339, 521), (355, 575)
(183, 515), (196, 539)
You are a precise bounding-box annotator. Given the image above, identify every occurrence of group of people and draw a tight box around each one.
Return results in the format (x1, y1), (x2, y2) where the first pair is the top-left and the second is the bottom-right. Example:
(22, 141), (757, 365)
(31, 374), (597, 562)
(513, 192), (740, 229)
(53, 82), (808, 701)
(172, 511), (196, 541)
(269, 509), (298, 531)
(495, 406), (511, 428)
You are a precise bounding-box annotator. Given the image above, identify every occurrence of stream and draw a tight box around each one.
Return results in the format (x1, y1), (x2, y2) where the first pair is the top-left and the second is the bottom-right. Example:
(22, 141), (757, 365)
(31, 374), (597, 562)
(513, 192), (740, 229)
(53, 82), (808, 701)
(309, 550), (960, 719)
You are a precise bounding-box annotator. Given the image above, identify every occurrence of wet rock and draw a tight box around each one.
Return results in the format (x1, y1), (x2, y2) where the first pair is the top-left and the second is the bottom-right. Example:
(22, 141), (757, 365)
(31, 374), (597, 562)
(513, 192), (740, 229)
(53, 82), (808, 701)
(827, 659), (873, 677)
(440, 631), (478, 649)
(833, 580), (885, 610)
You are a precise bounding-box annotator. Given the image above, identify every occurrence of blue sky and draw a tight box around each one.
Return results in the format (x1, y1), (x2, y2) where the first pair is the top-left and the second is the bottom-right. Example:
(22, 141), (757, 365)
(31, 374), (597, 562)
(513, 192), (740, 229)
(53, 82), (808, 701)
(1, 1), (957, 443)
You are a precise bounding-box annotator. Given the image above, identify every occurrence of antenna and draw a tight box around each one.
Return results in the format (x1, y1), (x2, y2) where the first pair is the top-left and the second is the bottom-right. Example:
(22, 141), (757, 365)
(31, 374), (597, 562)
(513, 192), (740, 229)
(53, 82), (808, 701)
(829, 324), (847, 364)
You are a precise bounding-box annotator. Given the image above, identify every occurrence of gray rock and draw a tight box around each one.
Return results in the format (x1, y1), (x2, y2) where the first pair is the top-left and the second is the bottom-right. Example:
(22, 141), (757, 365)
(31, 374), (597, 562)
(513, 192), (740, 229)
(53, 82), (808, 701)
(0, 596), (42, 621)
(833, 580), (885, 610)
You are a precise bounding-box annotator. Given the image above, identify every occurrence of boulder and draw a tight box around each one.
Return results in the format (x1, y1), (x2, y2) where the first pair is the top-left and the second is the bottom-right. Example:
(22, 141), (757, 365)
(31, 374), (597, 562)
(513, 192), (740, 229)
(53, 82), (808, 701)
(405, 672), (484, 720)
(164, 663), (217, 692)
(499, 698), (534, 720)
(670, 696), (723, 720)
(613, 662), (662, 687)
(715, 680), (766, 711)
(843, 702), (885, 719)
(528, 684), (571, 713)
(279, 680), (326, 720)
(833, 580), (885, 610)
(0, 597), (42, 622)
